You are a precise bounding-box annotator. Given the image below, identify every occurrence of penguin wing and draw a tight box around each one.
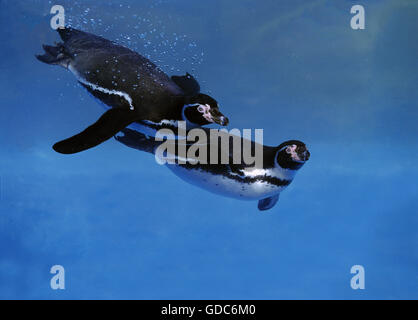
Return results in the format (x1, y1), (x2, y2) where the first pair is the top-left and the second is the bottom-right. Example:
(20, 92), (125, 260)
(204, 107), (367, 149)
(53, 108), (139, 154)
(171, 73), (201, 95)
(115, 128), (158, 154)
(258, 194), (279, 211)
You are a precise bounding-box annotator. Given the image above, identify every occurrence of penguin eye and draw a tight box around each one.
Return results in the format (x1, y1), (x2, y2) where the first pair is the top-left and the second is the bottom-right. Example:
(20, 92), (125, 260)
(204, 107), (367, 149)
(285, 147), (292, 154)
(197, 105), (205, 113)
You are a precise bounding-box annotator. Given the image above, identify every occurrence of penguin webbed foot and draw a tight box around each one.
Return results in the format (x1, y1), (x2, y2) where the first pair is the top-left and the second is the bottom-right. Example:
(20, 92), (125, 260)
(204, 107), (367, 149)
(171, 73), (200, 96)
(258, 194), (279, 211)
(35, 43), (68, 65)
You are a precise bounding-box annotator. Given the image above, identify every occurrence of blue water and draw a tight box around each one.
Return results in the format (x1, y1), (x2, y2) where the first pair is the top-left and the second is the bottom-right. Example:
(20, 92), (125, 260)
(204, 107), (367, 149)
(0, 0), (417, 299)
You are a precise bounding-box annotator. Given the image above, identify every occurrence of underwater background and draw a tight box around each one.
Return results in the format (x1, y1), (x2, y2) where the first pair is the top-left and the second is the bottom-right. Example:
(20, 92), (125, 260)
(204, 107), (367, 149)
(0, 0), (417, 299)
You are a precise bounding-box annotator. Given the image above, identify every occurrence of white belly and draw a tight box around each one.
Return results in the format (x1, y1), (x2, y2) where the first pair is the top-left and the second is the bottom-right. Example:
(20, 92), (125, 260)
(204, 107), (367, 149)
(166, 165), (285, 201)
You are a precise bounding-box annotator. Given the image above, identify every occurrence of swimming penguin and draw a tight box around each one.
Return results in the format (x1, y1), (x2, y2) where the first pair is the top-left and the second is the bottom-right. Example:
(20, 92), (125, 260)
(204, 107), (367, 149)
(115, 127), (310, 211)
(36, 27), (229, 154)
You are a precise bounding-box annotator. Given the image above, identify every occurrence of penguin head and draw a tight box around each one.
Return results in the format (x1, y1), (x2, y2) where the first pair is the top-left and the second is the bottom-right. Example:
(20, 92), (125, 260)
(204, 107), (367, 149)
(183, 94), (229, 126)
(276, 140), (310, 170)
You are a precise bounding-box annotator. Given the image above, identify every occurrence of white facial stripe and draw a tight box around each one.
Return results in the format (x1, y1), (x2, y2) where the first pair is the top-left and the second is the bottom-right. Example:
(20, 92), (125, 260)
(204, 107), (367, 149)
(182, 104), (198, 125)
(69, 65), (135, 110)
(182, 103), (199, 121)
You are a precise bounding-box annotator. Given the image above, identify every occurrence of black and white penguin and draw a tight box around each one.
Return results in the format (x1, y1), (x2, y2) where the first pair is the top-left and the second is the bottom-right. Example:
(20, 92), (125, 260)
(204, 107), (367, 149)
(115, 128), (310, 211)
(36, 27), (229, 154)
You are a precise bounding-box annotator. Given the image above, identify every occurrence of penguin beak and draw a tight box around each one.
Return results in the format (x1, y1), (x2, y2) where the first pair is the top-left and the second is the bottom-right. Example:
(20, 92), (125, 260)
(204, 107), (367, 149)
(209, 109), (229, 126)
(298, 148), (310, 162)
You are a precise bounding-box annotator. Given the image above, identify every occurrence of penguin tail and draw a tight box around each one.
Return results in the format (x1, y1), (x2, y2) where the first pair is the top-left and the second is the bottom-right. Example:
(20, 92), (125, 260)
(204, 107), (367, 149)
(35, 43), (70, 66)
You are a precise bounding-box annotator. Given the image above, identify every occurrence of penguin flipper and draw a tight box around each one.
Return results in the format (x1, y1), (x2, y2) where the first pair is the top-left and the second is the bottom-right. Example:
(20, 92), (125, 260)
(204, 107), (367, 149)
(53, 108), (138, 154)
(171, 73), (200, 95)
(115, 128), (157, 154)
(258, 194), (279, 211)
